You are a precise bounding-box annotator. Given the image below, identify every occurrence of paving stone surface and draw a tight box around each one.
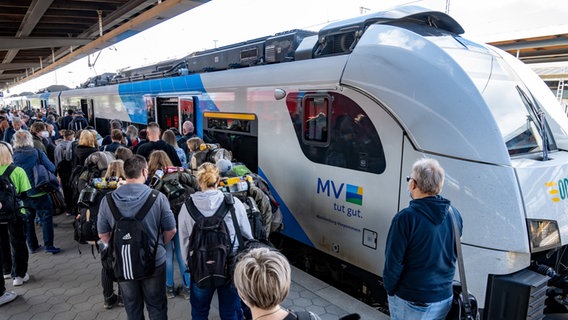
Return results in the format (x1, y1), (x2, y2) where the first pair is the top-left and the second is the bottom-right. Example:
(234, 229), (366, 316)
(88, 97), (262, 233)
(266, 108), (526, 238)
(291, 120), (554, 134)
(0, 214), (386, 320)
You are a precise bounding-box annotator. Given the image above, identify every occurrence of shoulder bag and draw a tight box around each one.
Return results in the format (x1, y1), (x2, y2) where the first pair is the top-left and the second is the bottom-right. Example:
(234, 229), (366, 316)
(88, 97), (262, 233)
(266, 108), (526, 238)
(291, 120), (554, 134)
(446, 206), (479, 320)
(33, 150), (60, 192)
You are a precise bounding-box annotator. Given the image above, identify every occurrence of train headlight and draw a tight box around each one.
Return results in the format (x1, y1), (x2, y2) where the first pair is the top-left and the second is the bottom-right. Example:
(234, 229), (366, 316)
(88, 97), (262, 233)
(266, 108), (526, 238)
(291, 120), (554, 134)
(527, 219), (561, 252)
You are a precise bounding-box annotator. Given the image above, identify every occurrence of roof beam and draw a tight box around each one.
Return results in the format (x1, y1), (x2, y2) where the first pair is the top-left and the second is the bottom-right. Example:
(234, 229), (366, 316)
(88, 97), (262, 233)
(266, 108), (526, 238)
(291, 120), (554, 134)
(491, 37), (568, 51)
(0, 62), (40, 71)
(9, 0), (209, 87)
(0, 37), (92, 50)
(1, 0), (53, 67)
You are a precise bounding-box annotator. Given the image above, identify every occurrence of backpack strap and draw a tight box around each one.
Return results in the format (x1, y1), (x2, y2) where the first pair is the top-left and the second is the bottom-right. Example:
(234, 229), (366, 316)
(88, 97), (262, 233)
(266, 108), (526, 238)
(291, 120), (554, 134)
(135, 190), (159, 220)
(2, 164), (16, 181)
(185, 193), (231, 222)
(227, 193), (250, 249)
(185, 197), (203, 222)
(106, 189), (159, 221)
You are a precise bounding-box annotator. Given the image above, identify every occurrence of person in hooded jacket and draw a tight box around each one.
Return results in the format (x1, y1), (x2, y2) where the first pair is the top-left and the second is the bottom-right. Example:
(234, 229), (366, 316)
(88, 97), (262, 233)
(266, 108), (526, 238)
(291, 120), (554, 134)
(383, 158), (463, 320)
(178, 162), (253, 320)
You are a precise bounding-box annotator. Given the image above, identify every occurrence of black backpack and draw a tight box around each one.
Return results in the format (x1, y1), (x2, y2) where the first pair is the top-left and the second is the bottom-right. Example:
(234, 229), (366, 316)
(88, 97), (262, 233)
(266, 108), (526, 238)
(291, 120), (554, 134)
(73, 186), (113, 244)
(185, 194), (235, 288)
(0, 165), (18, 223)
(151, 168), (197, 217)
(242, 196), (267, 241)
(106, 190), (160, 281)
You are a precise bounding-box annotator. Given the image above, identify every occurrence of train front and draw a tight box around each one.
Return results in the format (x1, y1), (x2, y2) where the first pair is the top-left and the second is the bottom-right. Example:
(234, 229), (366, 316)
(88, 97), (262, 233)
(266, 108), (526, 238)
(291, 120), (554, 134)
(338, 7), (568, 317)
(484, 49), (568, 317)
(446, 33), (568, 317)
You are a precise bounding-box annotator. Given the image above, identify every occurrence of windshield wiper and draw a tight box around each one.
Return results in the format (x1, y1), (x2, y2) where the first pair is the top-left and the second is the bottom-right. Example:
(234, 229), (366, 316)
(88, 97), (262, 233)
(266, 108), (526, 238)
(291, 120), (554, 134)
(538, 109), (549, 160)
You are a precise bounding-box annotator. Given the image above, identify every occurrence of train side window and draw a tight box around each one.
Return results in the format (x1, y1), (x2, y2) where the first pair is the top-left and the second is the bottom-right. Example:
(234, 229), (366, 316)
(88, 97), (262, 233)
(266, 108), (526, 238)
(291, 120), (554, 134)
(287, 92), (386, 174)
(145, 96), (156, 124)
(302, 95), (330, 145)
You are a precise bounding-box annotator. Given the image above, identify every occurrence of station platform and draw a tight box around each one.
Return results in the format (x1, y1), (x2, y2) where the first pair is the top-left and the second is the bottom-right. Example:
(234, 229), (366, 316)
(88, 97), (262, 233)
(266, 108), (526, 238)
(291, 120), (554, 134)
(1, 214), (387, 320)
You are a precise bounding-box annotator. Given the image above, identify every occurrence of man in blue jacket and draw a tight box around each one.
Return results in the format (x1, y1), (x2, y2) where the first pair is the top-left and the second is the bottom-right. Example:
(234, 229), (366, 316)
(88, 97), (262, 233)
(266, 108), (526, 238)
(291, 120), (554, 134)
(383, 158), (463, 320)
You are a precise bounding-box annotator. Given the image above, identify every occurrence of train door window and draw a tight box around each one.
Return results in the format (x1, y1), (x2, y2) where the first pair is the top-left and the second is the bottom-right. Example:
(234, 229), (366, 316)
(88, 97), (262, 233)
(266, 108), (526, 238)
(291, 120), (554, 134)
(145, 96), (156, 124)
(81, 99), (95, 127)
(303, 95), (330, 145)
(287, 92), (385, 174)
(203, 112), (258, 173)
(156, 97), (179, 130)
(180, 97), (195, 130)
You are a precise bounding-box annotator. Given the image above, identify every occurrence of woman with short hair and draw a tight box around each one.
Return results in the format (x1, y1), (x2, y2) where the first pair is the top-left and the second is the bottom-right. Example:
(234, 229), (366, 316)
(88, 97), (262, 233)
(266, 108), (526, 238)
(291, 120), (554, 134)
(234, 247), (321, 320)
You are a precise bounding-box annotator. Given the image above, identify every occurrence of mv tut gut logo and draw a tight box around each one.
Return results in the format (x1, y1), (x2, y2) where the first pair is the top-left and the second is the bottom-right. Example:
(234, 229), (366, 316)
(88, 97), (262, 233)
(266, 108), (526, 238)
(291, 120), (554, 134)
(545, 179), (568, 202)
(317, 178), (363, 218)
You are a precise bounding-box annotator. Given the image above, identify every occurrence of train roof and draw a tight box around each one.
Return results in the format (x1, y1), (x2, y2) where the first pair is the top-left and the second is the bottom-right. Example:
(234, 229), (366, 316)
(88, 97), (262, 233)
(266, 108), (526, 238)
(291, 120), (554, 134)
(319, 5), (464, 37)
(82, 6), (463, 87)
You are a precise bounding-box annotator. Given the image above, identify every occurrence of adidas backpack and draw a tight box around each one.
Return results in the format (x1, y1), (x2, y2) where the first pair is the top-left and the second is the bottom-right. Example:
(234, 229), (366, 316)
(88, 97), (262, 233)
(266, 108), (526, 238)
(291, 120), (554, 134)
(0, 165), (18, 223)
(106, 190), (160, 281)
(185, 193), (235, 288)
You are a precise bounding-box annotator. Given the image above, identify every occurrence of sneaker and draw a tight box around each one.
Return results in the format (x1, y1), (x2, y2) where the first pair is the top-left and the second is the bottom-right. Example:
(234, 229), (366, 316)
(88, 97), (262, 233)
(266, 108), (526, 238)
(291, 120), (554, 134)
(3, 274), (10, 280)
(180, 286), (190, 300)
(44, 246), (61, 254)
(13, 273), (29, 287)
(103, 294), (118, 309)
(0, 290), (17, 306)
(117, 294), (124, 307)
(166, 286), (177, 299)
(30, 245), (43, 254)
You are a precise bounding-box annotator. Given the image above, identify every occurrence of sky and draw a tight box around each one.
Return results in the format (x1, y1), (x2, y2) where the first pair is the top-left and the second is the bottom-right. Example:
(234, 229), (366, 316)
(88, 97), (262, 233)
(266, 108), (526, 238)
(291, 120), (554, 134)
(5, 0), (568, 95)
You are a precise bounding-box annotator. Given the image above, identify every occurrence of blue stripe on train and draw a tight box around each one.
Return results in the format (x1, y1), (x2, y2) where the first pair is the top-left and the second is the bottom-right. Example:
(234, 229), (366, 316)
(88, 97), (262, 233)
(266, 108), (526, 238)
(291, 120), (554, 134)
(117, 74), (207, 124)
(258, 168), (314, 247)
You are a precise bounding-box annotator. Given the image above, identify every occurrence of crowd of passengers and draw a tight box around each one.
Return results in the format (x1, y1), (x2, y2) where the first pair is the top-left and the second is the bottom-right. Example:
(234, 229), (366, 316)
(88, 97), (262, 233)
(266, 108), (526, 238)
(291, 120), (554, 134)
(0, 106), (324, 320)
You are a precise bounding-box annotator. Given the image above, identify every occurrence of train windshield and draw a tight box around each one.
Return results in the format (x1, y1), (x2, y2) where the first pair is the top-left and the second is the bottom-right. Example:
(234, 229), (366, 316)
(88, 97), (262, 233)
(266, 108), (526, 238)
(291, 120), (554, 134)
(440, 36), (558, 157)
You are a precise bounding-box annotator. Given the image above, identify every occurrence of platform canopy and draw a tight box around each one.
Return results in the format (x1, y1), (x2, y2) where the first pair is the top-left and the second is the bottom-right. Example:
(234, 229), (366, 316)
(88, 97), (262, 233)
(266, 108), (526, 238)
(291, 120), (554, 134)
(488, 33), (568, 64)
(0, 0), (209, 90)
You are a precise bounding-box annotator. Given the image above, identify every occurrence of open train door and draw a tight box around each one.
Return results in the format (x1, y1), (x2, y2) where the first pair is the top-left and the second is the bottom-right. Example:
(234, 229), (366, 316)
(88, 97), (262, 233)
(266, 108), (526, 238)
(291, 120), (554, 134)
(80, 98), (94, 127)
(156, 97), (179, 131)
(203, 112), (258, 173)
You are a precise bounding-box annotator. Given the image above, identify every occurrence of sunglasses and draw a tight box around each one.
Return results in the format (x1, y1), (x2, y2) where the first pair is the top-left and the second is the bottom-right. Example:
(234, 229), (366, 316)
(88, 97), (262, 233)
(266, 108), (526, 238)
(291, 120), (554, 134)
(406, 176), (414, 182)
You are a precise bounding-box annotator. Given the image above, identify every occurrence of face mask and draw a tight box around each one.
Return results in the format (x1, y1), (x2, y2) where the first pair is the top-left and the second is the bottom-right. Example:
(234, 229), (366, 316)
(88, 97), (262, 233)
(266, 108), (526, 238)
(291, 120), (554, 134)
(40, 131), (49, 138)
(50, 131), (56, 137)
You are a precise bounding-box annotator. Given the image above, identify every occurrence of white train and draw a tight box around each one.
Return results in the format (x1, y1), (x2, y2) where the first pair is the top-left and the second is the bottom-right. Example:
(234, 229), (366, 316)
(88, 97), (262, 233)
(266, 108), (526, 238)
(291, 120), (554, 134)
(11, 6), (568, 318)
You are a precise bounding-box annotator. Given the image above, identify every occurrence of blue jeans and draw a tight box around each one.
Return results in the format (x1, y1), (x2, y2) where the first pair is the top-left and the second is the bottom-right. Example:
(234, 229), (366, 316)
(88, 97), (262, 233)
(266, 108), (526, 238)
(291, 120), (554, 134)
(25, 193), (55, 248)
(119, 263), (167, 320)
(388, 294), (452, 320)
(165, 232), (190, 288)
(190, 281), (241, 320)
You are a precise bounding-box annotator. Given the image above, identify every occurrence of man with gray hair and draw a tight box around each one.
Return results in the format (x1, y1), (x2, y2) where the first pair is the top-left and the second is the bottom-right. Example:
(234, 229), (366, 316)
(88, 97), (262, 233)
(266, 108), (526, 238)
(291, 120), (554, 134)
(383, 158), (463, 319)
(177, 120), (196, 157)
(3, 116), (23, 144)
